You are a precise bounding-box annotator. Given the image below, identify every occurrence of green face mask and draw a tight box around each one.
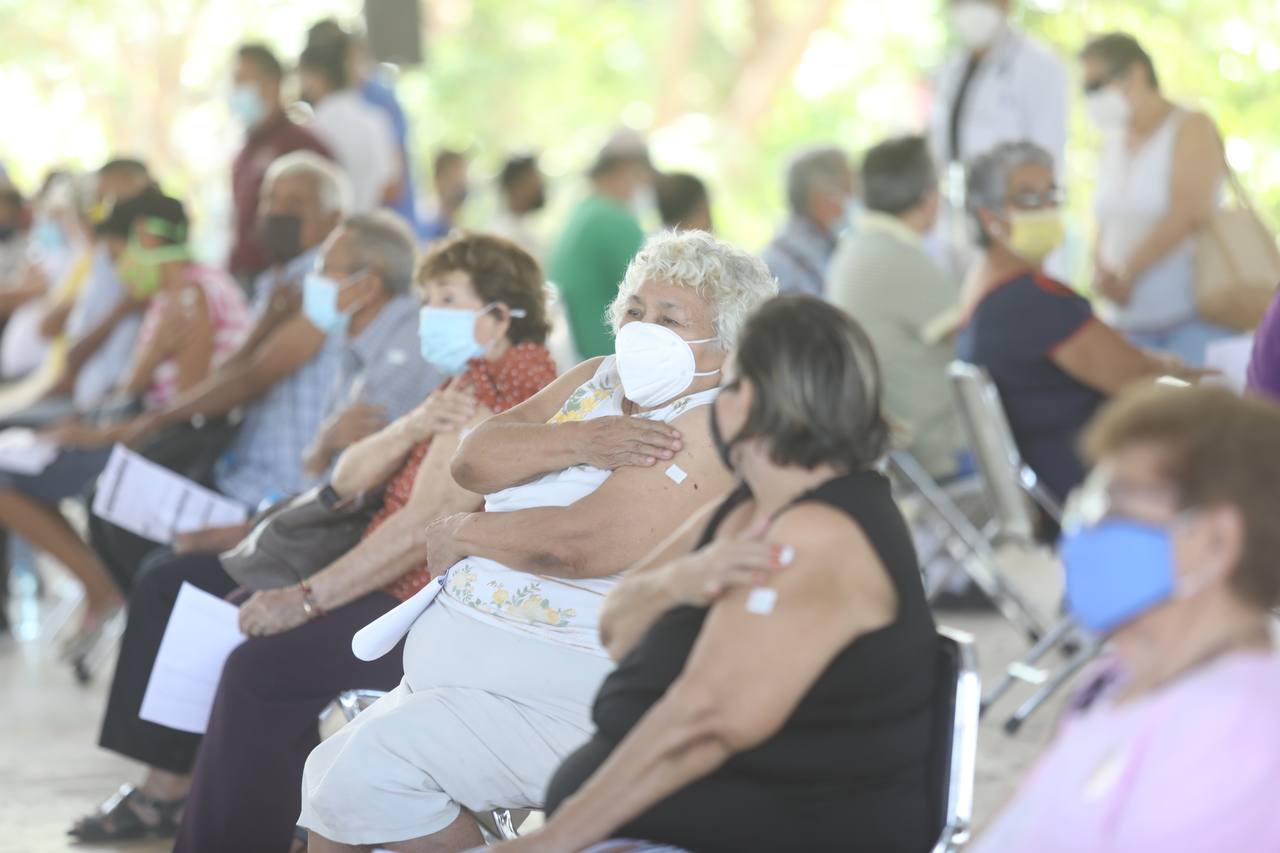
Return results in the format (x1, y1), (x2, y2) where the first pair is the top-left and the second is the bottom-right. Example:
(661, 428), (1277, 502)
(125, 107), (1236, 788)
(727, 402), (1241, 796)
(118, 241), (190, 297)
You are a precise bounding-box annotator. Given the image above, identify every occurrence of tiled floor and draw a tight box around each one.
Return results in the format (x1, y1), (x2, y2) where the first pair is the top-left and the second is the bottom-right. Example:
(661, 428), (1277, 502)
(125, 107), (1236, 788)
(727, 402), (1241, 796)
(1, 545), (1073, 852)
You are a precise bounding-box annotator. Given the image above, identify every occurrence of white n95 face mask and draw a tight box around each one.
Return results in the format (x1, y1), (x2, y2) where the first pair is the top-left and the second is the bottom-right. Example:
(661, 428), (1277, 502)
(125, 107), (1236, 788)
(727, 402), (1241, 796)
(1085, 88), (1132, 133)
(615, 322), (719, 408)
(950, 2), (1003, 50)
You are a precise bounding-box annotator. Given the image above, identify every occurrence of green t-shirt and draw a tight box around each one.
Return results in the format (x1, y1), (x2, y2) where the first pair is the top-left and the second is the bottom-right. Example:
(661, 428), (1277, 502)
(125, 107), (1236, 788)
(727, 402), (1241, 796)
(547, 193), (645, 358)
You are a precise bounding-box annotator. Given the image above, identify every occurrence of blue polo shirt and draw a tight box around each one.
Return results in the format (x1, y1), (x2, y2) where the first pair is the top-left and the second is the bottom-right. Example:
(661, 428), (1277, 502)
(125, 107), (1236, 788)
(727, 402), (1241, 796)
(955, 271), (1105, 501)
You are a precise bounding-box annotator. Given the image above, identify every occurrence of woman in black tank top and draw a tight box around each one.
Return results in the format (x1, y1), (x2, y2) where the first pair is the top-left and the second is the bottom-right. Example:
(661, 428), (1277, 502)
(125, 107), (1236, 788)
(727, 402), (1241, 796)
(497, 298), (938, 853)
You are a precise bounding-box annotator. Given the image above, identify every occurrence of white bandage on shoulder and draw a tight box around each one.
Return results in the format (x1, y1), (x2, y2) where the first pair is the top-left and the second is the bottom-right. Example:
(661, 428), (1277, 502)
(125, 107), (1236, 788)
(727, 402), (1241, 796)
(746, 587), (778, 615)
(665, 464), (688, 484)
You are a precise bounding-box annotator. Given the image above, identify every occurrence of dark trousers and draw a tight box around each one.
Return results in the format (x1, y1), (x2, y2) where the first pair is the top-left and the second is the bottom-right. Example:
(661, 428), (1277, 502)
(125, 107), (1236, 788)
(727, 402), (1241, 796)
(174, 591), (405, 853)
(97, 551), (237, 773)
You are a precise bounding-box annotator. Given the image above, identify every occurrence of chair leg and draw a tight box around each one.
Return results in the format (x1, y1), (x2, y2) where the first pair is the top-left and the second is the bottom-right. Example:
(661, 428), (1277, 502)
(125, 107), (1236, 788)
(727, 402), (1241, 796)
(1003, 640), (1103, 735)
(980, 616), (1078, 713)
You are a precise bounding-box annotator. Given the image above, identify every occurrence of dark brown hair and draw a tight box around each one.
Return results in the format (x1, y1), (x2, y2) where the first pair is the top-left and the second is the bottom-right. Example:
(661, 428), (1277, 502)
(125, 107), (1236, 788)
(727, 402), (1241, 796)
(417, 231), (549, 345)
(732, 296), (889, 472)
(1082, 385), (1280, 609)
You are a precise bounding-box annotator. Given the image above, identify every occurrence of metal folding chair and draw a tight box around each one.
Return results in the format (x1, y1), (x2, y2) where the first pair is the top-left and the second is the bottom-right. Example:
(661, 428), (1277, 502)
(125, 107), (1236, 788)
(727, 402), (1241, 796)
(887, 450), (1046, 643)
(946, 362), (1102, 729)
(931, 627), (981, 853)
(316, 689), (538, 842)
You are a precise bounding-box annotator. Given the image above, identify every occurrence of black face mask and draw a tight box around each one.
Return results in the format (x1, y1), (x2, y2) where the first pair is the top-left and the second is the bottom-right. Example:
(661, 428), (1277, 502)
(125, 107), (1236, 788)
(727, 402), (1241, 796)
(257, 213), (304, 265)
(527, 187), (547, 212)
(708, 389), (741, 473)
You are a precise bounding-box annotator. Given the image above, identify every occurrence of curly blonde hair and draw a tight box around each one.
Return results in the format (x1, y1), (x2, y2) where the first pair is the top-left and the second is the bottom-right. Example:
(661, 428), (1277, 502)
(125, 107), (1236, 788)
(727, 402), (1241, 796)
(606, 230), (777, 350)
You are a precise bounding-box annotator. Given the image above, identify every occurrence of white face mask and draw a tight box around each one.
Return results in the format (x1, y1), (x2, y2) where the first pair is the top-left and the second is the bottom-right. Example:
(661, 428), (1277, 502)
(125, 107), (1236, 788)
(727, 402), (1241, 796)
(615, 321), (719, 408)
(950, 2), (1004, 50)
(1085, 88), (1132, 133)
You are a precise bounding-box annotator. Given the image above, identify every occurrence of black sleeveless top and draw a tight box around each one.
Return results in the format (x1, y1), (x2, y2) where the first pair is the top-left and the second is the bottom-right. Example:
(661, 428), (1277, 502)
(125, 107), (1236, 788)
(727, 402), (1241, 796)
(546, 470), (939, 852)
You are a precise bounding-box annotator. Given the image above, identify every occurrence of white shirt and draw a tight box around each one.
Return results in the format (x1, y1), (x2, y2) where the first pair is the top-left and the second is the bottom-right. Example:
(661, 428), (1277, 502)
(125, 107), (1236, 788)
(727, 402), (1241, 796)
(308, 90), (399, 213)
(928, 25), (1069, 171)
(440, 357), (719, 655)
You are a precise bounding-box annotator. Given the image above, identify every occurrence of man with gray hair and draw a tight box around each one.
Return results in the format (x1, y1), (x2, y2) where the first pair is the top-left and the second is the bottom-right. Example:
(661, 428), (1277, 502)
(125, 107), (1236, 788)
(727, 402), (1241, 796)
(829, 135), (969, 481)
(761, 145), (856, 297)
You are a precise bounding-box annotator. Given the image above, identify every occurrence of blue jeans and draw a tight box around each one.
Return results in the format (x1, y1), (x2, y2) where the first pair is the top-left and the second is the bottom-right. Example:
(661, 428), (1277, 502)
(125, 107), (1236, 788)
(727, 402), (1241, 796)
(1126, 318), (1237, 367)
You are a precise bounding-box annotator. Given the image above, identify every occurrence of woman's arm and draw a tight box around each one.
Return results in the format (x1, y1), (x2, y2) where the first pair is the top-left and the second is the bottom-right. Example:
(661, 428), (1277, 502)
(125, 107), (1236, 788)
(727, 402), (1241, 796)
(599, 499), (740, 661)
(451, 357), (683, 494)
(170, 286), (215, 394)
(238, 411), (489, 636)
(513, 505), (897, 851)
(1110, 113), (1223, 294)
(1051, 319), (1202, 396)
(427, 407), (732, 580)
(329, 384), (477, 498)
(308, 416), (487, 611)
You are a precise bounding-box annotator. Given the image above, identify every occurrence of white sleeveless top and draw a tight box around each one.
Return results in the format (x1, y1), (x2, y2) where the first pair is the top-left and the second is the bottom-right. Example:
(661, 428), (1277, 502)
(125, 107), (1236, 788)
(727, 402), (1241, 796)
(1095, 109), (1219, 332)
(440, 357), (720, 655)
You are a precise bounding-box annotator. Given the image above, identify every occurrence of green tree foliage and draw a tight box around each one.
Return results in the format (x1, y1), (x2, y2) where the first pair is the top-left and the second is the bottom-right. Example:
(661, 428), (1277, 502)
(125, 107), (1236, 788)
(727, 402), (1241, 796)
(2, 0), (1277, 261)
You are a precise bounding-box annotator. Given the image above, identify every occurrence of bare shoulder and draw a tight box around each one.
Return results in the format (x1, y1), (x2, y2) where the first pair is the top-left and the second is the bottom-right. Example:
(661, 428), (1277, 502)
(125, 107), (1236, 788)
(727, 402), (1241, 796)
(769, 501), (897, 628)
(1177, 110), (1223, 151)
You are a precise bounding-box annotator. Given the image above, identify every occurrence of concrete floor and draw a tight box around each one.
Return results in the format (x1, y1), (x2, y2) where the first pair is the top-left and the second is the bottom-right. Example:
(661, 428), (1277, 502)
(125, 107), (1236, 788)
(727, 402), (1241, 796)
(0, 544), (1074, 852)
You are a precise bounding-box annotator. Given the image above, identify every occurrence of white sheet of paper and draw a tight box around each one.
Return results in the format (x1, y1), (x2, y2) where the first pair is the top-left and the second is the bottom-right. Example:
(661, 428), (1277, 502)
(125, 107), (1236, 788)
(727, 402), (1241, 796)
(138, 582), (245, 734)
(1204, 334), (1254, 393)
(91, 445), (248, 545)
(0, 428), (59, 475)
(352, 576), (442, 661)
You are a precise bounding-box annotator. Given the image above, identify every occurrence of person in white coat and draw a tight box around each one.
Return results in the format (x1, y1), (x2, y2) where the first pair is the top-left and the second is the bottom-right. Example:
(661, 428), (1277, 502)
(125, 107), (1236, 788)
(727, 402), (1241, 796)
(928, 0), (1069, 279)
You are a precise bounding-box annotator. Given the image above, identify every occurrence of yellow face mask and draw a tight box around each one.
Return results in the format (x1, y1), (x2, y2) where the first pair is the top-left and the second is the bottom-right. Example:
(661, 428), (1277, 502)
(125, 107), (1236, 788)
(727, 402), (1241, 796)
(1006, 208), (1066, 263)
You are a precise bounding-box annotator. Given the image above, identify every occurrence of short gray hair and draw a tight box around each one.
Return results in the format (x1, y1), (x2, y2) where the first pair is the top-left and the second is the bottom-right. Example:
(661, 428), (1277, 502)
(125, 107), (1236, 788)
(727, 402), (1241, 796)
(965, 140), (1055, 246)
(861, 135), (936, 216)
(344, 211), (417, 295)
(607, 230), (778, 350)
(263, 151), (351, 215)
(785, 146), (850, 216)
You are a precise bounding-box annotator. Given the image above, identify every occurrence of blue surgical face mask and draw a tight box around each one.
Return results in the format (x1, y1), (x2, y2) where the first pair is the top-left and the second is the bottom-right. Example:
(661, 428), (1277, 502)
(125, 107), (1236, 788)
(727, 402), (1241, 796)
(418, 302), (525, 376)
(1060, 519), (1178, 634)
(32, 219), (67, 254)
(229, 83), (267, 128)
(835, 195), (863, 236)
(303, 272), (350, 335)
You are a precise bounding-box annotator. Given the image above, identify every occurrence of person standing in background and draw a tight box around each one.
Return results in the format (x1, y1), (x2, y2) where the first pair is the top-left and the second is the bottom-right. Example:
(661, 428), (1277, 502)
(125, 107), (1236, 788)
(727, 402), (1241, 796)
(928, 0), (1068, 278)
(306, 20), (424, 238)
(298, 33), (400, 216)
(420, 150), (471, 243)
(488, 154), (547, 260)
(227, 44), (331, 288)
(547, 130), (651, 358)
(1084, 33), (1231, 366)
(655, 172), (713, 232)
(760, 146), (856, 297)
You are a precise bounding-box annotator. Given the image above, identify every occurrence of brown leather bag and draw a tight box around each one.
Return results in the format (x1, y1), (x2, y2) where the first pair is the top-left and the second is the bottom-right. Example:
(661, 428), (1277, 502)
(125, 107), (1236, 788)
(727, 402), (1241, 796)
(219, 484), (381, 591)
(1194, 167), (1280, 331)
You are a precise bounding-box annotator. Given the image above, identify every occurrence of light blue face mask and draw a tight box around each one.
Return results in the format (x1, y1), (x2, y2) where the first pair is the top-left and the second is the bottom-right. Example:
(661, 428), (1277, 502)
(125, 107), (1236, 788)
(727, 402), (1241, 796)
(32, 219), (67, 254)
(418, 302), (525, 376)
(228, 84), (267, 127)
(1060, 519), (1178, 635)
(303, 272), (351, 335)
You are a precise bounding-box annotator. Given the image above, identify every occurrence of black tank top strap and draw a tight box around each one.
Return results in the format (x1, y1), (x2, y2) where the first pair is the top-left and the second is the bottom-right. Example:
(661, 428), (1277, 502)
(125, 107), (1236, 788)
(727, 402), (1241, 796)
(695, 482), (753, 549)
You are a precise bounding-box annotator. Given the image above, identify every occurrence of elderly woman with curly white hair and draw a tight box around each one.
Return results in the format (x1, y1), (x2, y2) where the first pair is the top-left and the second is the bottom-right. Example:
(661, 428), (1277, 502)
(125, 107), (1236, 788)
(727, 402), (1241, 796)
(299, 230), (778, 852)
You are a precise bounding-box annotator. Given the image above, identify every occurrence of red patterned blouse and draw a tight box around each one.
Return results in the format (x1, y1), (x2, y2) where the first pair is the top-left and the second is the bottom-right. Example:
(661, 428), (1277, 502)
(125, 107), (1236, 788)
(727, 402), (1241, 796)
(377, 342), (558, 601)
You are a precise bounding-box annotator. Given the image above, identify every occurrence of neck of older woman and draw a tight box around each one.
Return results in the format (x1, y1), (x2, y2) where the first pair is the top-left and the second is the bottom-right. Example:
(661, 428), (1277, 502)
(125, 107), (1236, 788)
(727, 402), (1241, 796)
(977, 243), (1035, 291)
(1113, 590), (1272, 704)
(740, 450), (846, 519)
(484, 335), (512, 362)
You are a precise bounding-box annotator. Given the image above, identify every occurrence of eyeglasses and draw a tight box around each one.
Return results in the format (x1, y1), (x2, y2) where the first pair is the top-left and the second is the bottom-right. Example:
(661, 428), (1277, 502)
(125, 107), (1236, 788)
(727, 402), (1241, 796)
(1062, 468), (1180, 534)
(1006, 187), (1065, 210)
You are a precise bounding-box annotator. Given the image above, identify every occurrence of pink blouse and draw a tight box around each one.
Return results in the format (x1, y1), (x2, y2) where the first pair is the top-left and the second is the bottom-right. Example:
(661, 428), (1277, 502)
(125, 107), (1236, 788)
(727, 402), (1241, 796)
(973, 650), (1280, 853)
(136, 264), (249, 409)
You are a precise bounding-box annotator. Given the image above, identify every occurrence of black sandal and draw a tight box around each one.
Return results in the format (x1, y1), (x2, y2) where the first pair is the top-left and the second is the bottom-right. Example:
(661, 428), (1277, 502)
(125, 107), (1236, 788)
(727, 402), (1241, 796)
(68, 784), (185, 842)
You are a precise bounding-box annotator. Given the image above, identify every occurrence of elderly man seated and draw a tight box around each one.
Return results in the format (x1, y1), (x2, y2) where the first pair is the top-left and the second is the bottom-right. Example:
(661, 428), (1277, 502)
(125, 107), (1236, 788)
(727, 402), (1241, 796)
(298, 230), (778, 852)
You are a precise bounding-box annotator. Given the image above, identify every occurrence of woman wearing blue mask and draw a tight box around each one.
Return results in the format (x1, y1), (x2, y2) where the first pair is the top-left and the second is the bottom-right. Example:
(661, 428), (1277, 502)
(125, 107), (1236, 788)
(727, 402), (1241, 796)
(975, 384), (1280, 853)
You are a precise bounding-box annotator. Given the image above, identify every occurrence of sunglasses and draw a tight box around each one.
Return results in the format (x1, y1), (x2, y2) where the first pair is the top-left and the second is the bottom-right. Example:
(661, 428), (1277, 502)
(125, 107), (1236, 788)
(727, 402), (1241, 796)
(1083, 64), (1127, 95)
